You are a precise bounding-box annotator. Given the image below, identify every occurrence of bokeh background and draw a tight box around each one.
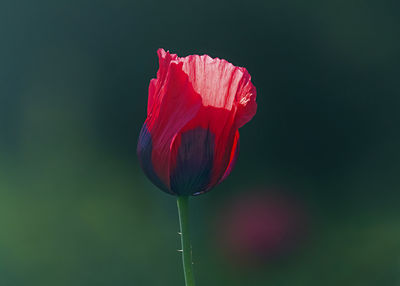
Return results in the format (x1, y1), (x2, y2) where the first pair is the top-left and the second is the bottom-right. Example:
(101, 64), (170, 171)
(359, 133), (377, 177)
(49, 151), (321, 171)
(1, 0), (400, 285)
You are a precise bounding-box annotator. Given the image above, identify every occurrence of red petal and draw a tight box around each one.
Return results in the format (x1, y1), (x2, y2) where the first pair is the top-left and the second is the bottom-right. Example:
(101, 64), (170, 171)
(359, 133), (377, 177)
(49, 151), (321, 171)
(219, 130), (240, 183)
(147, 78), (156, 116)
(147, 49), (178, 117)
(146, 54), (202, 188)
(170, 106), (237, 192)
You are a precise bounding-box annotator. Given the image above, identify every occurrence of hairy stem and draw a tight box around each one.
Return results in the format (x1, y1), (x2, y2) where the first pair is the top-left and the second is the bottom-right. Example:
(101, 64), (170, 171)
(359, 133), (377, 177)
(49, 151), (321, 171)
(177, 196), (196, 286)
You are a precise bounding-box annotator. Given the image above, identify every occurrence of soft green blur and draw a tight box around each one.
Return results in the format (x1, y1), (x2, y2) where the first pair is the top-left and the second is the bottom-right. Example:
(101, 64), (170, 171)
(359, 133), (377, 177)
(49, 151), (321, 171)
(0, 0), (399, 285)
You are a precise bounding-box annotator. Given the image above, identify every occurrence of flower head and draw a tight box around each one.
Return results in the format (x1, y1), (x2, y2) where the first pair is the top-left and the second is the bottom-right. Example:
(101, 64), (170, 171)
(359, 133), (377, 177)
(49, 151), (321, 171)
(137, 49), (257, 195)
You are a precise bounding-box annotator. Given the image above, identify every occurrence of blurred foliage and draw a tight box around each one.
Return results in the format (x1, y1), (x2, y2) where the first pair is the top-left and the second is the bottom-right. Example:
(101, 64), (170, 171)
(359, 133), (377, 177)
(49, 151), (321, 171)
(0, 0), (399, 285)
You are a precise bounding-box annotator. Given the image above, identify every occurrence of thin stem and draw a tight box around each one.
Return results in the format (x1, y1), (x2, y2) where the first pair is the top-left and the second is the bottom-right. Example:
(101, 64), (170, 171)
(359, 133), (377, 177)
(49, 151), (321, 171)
(177, 196), (196, 286)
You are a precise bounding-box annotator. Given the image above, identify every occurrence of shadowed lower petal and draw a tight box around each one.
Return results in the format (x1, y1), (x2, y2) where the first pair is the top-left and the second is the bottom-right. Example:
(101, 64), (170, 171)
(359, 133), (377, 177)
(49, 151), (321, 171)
(170, 128), (215, 195)
(137, 123), (171, 194)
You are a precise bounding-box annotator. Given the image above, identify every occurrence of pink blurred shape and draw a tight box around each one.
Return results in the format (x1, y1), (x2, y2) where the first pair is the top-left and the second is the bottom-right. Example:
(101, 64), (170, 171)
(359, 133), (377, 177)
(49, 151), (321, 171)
(217, 189), (309, 265)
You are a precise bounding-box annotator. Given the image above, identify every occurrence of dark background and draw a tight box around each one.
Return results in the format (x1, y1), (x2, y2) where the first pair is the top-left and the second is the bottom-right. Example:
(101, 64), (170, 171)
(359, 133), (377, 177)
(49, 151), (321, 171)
(1, 0), (399, 285)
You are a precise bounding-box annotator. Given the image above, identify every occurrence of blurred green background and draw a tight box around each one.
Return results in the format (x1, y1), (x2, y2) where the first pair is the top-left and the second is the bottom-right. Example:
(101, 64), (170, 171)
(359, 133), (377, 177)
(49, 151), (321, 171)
(1, 0), (400, 285)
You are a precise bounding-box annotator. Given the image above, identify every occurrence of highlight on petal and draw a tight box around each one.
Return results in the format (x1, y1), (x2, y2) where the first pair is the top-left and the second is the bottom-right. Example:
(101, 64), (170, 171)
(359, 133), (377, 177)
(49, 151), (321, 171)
(233, 70), (257, 128)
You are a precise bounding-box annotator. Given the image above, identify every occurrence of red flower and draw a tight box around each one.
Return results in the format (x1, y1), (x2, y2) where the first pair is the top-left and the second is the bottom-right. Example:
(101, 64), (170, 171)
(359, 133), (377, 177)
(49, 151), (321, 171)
(137, 49), (257, 195)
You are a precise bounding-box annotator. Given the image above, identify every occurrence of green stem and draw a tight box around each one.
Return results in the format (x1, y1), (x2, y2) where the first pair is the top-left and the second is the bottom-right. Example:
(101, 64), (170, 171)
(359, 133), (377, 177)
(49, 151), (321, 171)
(177, 196), (196, 286)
